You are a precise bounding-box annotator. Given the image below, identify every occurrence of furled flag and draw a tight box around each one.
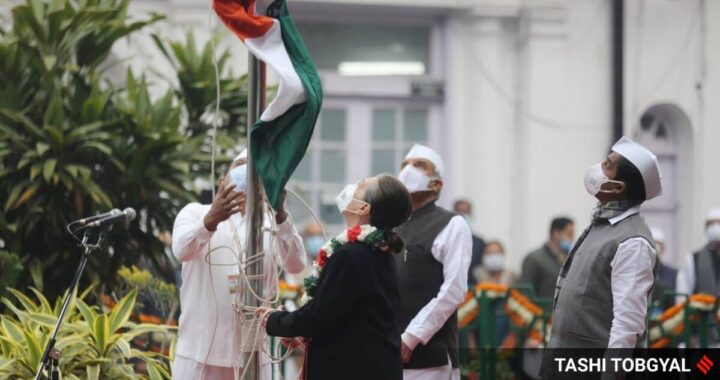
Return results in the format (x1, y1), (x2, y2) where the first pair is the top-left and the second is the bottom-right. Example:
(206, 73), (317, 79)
(213, 0), (322, 209)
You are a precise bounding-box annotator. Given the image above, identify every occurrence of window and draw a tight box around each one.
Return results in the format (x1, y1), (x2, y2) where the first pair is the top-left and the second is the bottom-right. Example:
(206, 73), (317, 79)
(371, 108), (429, 175)
(287, 102), (436, 234)
(294, 22), (431, 76)
(287, 109), (348, 229)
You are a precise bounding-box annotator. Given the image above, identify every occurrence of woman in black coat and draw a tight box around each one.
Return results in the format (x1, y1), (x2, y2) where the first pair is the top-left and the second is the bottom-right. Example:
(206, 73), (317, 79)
(258, 175), (412, 380)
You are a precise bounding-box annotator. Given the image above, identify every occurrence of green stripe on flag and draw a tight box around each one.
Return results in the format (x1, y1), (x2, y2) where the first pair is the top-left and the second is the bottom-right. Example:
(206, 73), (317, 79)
(251, 0), (323, 210)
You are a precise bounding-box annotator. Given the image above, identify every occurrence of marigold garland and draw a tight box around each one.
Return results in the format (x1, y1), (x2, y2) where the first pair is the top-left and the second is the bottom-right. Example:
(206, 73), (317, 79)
(458, 283), (548, 342)
(649, 293), (718, 348)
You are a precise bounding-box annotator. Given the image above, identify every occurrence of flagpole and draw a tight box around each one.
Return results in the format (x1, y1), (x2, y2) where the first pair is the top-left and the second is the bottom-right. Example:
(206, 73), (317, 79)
(243, 53), (266, 380)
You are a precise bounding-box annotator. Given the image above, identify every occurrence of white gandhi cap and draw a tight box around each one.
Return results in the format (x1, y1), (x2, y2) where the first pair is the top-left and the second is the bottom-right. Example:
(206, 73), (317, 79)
(405, 144), (445, 177)
(234, 148), (247, 162)
(611, 136), (662, 201)
(707, 208), (720, 221)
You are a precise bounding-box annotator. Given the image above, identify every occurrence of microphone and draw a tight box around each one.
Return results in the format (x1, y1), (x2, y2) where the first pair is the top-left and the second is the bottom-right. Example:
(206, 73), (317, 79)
(82, 208), (137, 229)
(71, 209), (122, 226)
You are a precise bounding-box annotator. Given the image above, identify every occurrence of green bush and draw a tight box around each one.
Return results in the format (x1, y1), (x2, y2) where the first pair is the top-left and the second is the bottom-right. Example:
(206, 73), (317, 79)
(0, 0), (248, 297)
(0, 288), (174, 379)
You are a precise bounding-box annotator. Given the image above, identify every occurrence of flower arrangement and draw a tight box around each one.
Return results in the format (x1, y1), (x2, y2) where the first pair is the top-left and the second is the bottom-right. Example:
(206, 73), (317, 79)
(503, 290), (543, 328)
(649, 293), (718, 348)
(457, 283), (547, 343)
(302, 225), (385, 303)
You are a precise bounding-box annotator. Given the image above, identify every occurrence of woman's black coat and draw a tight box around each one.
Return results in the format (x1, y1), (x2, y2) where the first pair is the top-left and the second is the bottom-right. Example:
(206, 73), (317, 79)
(266, 242), (402, 380)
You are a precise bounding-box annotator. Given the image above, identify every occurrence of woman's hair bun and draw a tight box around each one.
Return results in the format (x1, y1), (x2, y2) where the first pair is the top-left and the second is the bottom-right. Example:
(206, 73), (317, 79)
(379, 230), (405, 254)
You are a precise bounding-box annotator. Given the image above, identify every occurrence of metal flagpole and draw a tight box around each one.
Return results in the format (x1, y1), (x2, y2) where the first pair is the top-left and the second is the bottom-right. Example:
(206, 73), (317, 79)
(243, 52), (266, 379)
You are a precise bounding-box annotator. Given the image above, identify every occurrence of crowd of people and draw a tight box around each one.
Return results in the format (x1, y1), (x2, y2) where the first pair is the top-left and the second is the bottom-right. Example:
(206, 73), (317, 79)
(167, 138), (720, 379)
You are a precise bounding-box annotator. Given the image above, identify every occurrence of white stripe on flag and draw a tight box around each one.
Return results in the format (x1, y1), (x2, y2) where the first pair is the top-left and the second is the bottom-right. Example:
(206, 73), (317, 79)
(244, 21), (306, 122)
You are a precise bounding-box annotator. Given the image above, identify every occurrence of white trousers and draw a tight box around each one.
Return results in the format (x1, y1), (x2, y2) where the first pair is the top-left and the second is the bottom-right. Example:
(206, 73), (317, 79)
(172, 355), (272, 380)
(403, 361), (460, 380)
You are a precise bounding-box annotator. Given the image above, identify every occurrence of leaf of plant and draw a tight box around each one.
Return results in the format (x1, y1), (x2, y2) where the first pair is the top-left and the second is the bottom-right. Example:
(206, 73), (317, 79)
(76, 299), (97, 326)
(109, 289), (136, 333)
(146, 360), (163, 380)
(25, 313), (58, 328)
(86, 364), (99, 380)
(22, 328), (42, 369)
(28, 288), (52, 314)
(43, 159), (57, 182)
(0, 318), (24, 343)
(93, 314), (109, 355)
(7, 288), (38, 312)
(14, 182), (40, 209)
(114, 339), (131, 359)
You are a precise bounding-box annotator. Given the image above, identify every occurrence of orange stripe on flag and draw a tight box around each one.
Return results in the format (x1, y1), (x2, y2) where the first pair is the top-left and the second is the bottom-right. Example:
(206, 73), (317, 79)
(213, 0), (274, 41)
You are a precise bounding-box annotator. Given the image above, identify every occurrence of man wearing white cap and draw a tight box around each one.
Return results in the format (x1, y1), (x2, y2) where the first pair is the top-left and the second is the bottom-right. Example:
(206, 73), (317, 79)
(171, 149), (306, 379)
(676, 208), (720, 339)
(393, 144), (472, 380)
(541, 137), (662, 378)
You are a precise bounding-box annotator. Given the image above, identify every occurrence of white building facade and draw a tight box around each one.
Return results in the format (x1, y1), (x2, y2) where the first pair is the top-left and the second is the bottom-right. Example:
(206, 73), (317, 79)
(112, 0), (720, 273)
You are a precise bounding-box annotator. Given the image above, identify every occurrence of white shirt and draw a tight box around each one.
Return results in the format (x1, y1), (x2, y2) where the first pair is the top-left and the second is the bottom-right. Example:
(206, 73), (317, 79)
(676, 255), (696, 304)
(400, 215), (473, 352)
(171, 203), (306, 367)
(605, 207), (658, 348)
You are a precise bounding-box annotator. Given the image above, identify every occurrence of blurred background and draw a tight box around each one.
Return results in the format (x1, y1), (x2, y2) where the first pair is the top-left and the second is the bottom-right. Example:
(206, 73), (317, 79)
(113, 0), (717, 272)
(1, 0), (718, 298)
(2, 0), (720, 378)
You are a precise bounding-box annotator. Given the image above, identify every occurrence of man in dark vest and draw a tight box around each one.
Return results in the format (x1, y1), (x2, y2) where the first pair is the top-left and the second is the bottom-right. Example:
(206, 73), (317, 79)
(676, 208), (720, 344)
(394, 144), (472, 380)
(541, 137), (662, 379)
(518, 217), (575, 299)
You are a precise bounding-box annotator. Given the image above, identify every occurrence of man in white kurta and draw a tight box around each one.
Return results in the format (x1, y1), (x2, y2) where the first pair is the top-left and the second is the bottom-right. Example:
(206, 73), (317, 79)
(171, 151), (306, 380)
(394, 144), (472, 380)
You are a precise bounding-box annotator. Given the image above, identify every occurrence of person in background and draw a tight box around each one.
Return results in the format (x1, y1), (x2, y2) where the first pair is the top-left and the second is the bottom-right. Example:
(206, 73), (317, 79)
(453, 199), (486, 288)
(649, 227), (677, 310)
(676, 208), (720, 345)
(473, 241), (517, 286)
(676, 208), (720, 296)
(395, 144), (472, 380)
(517, 217), (575, 298)
(302, 220), (326, 259)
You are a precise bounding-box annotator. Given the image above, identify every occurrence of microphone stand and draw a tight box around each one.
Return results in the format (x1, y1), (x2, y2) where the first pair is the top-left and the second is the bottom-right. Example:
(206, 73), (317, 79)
(34, 227), (108, 380)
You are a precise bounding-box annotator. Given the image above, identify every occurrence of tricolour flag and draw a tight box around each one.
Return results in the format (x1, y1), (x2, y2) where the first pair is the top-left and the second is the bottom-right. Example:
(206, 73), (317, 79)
(213, 0), (322, 209)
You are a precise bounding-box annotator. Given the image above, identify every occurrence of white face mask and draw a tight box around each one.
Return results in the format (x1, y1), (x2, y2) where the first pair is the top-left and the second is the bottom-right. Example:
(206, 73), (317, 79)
(707, 223), (720, 243)
(335, 183), (368, 214)
(398, 165), (432, 193)
(583, 163), (624, 196)
(229, 164), (247, 193)
(483, 253), (504, 272)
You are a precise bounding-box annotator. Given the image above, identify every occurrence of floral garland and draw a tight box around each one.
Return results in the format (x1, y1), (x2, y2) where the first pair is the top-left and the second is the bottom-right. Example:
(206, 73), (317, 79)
(301, 224), (385, 303)
(649, 293), (718, 348)
(457, 283), (547, 343)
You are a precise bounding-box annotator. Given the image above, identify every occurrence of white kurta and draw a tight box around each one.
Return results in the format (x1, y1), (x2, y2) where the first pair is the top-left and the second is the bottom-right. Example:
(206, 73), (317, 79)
(401, 215), (472, 380)
(605, 207), (658, 348)
(171, 203), (306, 378)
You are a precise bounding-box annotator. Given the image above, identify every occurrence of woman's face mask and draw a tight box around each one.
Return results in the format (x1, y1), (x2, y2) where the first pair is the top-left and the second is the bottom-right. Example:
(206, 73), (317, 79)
(483, 253), (504, 272)
(335, 183), (369, 215)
